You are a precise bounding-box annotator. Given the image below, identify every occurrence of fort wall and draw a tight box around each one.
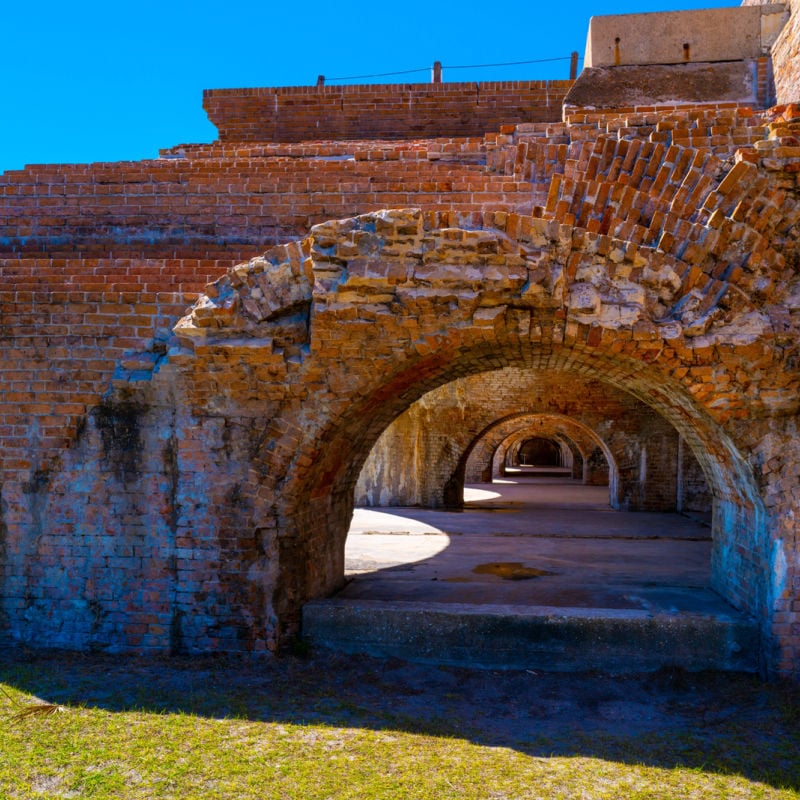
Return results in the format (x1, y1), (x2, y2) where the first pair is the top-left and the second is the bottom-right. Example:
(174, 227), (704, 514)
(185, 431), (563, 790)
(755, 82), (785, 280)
(0, 7), (798, 676)
(203, 81), (573, 143)
(743, 0), (800, 103)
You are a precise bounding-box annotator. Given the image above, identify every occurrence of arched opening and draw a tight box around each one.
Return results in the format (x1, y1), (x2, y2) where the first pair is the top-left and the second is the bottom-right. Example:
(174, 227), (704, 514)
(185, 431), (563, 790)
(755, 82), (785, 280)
(462, 412), (616, 494)
(170, 209), (780, 670)
(515, 437), (562, 467)
(268, 341), (765, 656)
(346, 367), (714, 601)
(300, 349), (757, 670)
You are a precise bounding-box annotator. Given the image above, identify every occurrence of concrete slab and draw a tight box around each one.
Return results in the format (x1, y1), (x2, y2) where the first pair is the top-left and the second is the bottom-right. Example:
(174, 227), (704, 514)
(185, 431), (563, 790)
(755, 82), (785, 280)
(343, 478), (718, 611)
(564, 62), (757, 111)
(303, 599), (758, 673)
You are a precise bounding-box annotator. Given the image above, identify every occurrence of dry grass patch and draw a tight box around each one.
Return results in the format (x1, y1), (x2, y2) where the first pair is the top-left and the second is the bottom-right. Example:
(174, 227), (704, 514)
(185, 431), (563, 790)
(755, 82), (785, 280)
(0, 650), (797, 799)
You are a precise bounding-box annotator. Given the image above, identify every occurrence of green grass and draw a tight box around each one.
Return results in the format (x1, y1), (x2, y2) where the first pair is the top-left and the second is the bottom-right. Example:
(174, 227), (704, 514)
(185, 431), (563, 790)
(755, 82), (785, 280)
(0, 651), (798, 799)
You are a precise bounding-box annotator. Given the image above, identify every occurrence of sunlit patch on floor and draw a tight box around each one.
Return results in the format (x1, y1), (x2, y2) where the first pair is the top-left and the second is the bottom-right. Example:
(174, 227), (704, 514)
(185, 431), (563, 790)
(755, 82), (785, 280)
(463, 487), (502, 502)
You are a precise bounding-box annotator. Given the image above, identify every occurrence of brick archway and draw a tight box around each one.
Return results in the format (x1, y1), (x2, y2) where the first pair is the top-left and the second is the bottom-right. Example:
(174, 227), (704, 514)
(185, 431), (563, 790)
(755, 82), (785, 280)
(461, 413), (613, 489)
(509, 436), (565, 468)
(354, 372), (641, 508)
(502, 433), (584, 478)
(164, 207), (794, 668)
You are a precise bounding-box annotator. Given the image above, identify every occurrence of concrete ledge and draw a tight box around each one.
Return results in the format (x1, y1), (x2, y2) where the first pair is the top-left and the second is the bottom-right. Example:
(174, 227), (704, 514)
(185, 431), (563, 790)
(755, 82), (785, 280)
(564, 62), (757, 111)
(584, 5), (787, 68)
(303, 599), (759, 673)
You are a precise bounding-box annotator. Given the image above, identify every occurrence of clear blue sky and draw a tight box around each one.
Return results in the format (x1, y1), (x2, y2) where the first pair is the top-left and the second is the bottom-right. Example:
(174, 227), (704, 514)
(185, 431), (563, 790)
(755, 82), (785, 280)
(1, 0), (738, 174)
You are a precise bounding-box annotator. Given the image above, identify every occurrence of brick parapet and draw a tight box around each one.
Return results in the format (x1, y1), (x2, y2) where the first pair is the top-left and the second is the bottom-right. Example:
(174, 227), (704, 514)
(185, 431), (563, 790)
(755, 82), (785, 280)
(202, 80), (573, 143)
(160, 137), (488, 162)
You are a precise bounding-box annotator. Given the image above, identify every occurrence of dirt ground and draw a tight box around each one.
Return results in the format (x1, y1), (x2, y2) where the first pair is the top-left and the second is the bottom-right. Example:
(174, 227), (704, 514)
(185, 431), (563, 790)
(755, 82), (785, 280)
(1, 644), (798, 792)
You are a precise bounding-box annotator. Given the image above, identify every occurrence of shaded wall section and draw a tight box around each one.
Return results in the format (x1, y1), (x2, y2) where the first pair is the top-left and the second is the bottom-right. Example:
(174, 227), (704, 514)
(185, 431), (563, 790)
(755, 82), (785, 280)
(766, 0), (800, 103)
(691, 0), (800, 106)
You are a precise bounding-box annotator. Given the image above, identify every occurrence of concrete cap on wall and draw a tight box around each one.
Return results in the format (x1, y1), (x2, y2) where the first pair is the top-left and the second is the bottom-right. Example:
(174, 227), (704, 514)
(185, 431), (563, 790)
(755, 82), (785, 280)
(563, 60), (757, 110)
(584, 4), (789, 68)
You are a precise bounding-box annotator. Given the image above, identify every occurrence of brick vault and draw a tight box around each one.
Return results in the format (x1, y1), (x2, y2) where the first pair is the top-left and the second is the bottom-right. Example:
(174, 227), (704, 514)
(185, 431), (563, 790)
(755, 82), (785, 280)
(1, 2), (799, 676)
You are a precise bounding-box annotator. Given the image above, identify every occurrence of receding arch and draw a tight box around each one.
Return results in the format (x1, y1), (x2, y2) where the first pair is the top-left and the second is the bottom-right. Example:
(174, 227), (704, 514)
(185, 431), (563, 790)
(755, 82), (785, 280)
(511, 437), (565, 468)
(462, 412), (618, 504)
(267, 341), (765, 640)
(471, 415), (608, 483)
(501, 432), (580, 477)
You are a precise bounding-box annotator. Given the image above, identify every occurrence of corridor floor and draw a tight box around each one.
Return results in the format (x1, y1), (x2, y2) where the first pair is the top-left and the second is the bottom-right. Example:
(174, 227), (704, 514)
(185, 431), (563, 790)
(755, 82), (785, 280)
(341, 477), (735, 617)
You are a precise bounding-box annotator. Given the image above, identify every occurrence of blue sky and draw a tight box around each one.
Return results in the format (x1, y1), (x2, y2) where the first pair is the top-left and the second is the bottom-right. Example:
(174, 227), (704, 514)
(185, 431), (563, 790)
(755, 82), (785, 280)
(1, 0), (737, 173)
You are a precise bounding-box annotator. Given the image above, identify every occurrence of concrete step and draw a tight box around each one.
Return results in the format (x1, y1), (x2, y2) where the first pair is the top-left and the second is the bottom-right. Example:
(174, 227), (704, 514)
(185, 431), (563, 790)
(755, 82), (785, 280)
(302, 599), (759, 673)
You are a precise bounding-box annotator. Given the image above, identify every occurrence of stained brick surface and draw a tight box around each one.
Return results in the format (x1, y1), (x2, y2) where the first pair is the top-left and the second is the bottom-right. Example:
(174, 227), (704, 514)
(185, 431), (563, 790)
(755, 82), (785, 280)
(0, 69), (798, 677)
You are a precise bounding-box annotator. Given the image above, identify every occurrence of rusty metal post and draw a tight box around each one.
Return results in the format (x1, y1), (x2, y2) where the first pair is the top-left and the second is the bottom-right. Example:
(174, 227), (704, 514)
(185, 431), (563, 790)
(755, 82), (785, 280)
(432, 61), (442, 84)
(316, 75), (325, 88)
(570, 51), (579, 80)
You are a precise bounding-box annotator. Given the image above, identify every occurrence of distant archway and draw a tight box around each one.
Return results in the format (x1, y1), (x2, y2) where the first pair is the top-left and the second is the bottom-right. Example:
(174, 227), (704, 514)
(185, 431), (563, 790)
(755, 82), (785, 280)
(515, 437), (562, 466)
(462, 412), (616, 503)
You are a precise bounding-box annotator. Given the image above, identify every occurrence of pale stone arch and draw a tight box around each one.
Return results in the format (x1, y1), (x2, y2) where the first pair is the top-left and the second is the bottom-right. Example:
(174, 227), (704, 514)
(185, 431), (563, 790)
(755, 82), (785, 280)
(166, 207), (795, 672)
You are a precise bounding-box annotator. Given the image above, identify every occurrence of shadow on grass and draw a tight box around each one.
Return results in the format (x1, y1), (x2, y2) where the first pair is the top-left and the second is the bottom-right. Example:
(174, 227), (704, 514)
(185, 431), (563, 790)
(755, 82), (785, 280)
(1, 646), (799, 792)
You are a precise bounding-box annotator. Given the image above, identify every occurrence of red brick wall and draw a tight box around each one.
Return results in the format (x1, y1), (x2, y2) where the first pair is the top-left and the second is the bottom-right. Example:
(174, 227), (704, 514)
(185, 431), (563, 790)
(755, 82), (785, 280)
(0, 257), (231, 481)
(203, 81), (573, 143)
(0, 143), (533, 257)
(0, 108), (769, 265)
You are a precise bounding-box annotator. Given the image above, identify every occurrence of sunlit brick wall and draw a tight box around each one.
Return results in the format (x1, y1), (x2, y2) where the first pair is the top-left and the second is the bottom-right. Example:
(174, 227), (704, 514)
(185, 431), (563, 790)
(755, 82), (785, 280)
(203, 81), (573, 143)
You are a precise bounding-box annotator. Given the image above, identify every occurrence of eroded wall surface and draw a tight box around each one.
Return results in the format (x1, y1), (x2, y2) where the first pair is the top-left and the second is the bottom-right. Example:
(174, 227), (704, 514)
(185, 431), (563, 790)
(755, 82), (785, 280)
(743, 0), (800, 103)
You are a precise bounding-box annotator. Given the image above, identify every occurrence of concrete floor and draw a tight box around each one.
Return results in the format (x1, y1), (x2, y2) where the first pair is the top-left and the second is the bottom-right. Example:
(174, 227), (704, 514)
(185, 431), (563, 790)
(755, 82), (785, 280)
(341, 477), (734, 616)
